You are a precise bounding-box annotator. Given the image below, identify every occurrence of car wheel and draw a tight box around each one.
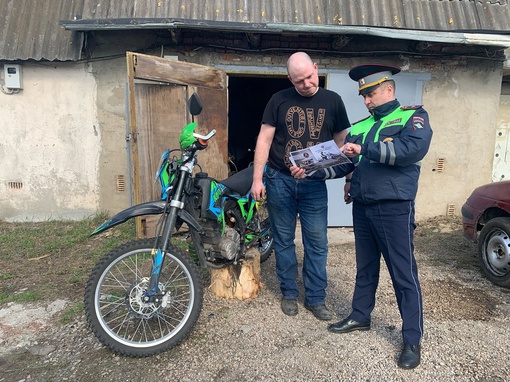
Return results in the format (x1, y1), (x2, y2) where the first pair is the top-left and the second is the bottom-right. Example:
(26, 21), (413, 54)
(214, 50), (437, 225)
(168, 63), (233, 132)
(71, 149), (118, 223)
(478, 217), (510, 288)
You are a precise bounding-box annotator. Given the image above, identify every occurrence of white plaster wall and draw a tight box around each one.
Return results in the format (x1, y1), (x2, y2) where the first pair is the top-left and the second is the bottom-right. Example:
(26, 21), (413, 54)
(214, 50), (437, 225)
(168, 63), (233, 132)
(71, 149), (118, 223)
(493, 93), (510, 181)
(415, 60), (502, 218)
(89, 58), (131, 215)
(0, 63), (99, 221)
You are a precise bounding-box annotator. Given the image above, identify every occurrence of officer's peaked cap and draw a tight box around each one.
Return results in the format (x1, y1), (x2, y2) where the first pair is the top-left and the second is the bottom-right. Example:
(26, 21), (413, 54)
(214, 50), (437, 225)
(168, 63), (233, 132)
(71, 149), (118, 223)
(349, 64), (401, 95)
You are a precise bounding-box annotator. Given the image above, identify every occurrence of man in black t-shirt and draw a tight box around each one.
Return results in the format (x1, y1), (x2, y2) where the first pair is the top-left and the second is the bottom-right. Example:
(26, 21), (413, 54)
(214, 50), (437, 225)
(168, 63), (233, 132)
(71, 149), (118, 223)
(251, 52), (351, 320)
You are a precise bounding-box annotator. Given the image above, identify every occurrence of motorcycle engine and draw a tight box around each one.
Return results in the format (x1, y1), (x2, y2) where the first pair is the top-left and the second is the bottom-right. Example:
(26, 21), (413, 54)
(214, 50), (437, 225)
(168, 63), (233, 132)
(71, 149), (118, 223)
(218, 227), (241, 260)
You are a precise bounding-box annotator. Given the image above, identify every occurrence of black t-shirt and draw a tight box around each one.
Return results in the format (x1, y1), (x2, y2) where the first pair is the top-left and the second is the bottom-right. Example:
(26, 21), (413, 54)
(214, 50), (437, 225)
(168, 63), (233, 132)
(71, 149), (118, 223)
(261, 87), (351, 173)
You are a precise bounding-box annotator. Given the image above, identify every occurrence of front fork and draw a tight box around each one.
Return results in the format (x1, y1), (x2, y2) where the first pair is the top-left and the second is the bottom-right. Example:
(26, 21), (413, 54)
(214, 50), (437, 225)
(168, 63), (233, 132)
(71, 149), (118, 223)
(145, 164), (192, 298)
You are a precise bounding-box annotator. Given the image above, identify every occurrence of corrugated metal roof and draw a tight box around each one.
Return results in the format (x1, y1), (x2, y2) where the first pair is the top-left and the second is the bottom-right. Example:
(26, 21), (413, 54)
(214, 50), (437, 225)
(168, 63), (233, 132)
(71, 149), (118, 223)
(73, 0), (510, 31)
(1, 0), (510, 61)
(0, 0), (84, 61)
(403, 0), (510, 32)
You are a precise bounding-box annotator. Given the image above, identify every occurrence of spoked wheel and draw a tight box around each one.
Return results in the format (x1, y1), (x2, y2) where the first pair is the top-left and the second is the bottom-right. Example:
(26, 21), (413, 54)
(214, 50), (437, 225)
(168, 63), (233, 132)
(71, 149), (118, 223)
(252, 200), (274, 263)
(84, 239), (203, 357)
(257, 230), (274, 263)
(478, 217), (510, 288)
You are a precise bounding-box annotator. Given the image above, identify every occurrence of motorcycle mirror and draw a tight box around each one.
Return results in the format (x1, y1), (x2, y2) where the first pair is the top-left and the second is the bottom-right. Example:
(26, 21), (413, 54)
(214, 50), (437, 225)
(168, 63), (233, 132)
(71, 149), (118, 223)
(188, 93), (203, 117)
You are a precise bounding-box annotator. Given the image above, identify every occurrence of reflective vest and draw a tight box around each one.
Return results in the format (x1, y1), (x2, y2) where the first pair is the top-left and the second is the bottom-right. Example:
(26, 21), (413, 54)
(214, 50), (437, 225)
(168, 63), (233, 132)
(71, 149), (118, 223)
(349, 107), (416, 164)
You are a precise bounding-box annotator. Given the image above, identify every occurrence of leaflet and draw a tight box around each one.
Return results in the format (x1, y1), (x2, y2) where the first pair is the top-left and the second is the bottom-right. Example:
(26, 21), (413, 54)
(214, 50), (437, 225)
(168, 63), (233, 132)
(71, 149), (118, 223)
(289, 140), (351, 172)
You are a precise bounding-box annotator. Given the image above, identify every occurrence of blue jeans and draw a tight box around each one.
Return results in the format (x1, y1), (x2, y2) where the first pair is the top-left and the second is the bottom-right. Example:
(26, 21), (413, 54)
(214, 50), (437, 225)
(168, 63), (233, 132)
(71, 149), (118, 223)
(265, 166), (329, 306)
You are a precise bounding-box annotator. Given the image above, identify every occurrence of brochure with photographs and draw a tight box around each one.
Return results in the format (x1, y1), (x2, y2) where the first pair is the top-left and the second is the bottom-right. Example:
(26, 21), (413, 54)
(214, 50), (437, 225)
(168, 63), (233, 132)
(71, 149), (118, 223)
(289, 140), (351, 172)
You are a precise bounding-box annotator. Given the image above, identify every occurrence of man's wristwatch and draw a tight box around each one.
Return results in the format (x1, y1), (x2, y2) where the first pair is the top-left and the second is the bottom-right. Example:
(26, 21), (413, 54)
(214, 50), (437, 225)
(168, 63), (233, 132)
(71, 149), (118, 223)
(345, 178), (352, 183)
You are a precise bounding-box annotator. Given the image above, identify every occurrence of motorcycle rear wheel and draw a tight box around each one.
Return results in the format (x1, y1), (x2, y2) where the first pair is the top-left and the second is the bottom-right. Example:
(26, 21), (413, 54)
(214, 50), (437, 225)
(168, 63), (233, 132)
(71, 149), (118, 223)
(254, 202), (274, 263)
(84, 238), (203, 357)
(257, 228), (274, 263)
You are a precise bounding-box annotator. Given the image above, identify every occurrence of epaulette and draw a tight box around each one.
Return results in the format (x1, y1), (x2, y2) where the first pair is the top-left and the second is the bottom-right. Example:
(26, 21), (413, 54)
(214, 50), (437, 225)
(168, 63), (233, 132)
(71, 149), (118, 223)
(352, 115), (371, 125)
(400, 105), (422, 110)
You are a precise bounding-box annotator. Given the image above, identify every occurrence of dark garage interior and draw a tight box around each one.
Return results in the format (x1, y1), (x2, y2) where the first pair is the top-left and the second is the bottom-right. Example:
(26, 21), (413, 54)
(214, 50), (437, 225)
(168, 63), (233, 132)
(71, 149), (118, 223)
(227, 74), (326, 173)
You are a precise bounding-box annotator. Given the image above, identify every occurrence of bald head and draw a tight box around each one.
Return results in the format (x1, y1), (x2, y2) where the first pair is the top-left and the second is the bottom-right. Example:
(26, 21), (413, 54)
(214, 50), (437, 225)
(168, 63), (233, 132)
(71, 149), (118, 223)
(286, 52), (314, 73)
(286, 52), (319, 97)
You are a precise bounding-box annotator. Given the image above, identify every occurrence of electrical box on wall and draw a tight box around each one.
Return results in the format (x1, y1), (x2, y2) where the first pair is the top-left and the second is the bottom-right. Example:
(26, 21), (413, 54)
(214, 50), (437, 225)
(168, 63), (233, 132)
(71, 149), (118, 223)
(4, 64), (23, 89)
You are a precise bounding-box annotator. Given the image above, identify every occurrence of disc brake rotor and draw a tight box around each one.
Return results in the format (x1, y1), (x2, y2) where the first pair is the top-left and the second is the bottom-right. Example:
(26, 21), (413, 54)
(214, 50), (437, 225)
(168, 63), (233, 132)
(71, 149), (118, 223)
(127, 277), (168, 319)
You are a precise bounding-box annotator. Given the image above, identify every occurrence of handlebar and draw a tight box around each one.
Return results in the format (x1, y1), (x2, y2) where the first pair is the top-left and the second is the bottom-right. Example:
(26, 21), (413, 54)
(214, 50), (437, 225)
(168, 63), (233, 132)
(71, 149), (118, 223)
(185, 129), (216, 152)
(193, 129), (216, 141)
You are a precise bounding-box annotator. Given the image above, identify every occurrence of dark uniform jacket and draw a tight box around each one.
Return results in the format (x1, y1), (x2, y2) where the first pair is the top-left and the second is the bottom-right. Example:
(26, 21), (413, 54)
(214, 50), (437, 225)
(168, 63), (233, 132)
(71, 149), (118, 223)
(346, 99), (433, 204)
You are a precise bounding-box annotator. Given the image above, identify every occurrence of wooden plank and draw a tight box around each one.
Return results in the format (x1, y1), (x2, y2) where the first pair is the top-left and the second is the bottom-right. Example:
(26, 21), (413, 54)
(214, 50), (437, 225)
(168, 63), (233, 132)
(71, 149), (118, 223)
(194, 86), (229, 180)
(133, 53), (227, 90)
(134, 84), (187, 238)
(126, 52), (144, 237)
(134, 84), (187, 202)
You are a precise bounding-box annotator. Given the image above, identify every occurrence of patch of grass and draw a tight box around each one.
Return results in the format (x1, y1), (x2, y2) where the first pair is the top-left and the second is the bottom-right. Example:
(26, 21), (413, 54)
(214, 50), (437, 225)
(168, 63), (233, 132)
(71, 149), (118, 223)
(0, 290), (41, 304)
(0, 215), (104, 259)
(0, 273), (14, 281)
(0, 213), (137, 304)
(60, 302), (84, 324)
(172, 231), (202, 265)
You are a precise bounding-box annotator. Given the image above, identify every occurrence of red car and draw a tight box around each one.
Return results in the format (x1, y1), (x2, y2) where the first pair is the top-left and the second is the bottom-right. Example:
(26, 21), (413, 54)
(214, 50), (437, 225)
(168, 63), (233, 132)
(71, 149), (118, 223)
(461, 180), (510, 288)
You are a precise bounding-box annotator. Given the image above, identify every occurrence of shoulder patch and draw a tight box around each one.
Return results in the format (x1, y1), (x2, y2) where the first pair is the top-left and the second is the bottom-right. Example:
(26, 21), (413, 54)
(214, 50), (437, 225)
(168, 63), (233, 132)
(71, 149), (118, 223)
(352, 115), (371, 125)
(412, 116), (425, 129)
(400, 105), (422, 110)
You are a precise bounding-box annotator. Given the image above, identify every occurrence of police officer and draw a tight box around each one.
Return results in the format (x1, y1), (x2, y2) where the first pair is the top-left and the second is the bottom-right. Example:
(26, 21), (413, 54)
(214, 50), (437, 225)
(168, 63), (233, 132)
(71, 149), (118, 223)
(327, 64), (433, 369)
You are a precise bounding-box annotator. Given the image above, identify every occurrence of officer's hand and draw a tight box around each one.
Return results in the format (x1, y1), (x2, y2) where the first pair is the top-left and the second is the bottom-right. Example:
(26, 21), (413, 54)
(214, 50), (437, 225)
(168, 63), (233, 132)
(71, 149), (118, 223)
(342, 143), (361, 158)
(344, 183), (352, 204)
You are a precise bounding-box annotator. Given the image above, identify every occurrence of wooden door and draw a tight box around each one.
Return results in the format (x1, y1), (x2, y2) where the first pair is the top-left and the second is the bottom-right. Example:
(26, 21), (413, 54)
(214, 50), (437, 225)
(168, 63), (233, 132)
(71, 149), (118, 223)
(126, 52), (228, 236)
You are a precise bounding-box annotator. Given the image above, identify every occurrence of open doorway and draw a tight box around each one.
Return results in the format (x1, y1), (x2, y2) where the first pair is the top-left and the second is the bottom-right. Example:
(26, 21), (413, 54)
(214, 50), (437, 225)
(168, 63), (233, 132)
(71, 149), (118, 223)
(227, 75), (325, 173)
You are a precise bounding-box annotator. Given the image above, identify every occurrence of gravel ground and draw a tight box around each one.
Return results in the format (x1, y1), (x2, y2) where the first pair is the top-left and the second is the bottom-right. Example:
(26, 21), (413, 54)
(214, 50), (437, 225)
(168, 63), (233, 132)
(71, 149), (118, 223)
(1, 219), (510, 382)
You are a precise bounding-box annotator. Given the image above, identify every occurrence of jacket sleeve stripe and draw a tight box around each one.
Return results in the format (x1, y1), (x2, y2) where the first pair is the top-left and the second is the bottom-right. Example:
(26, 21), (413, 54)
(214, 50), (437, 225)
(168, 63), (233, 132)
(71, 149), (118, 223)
(379, 141), (387, 163)
(379, 141), (397, 165)
(387, 141), (396, 166)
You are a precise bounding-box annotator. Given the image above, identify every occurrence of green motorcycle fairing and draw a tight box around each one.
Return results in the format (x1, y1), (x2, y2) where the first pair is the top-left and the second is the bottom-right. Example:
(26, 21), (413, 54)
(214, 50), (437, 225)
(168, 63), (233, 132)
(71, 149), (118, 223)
(179, 122), (197, 149)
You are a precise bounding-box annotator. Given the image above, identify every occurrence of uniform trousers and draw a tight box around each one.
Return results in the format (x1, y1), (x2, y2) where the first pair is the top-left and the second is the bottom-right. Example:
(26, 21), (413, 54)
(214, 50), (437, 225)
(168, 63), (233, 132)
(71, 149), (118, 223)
(349, 200), (423, 345)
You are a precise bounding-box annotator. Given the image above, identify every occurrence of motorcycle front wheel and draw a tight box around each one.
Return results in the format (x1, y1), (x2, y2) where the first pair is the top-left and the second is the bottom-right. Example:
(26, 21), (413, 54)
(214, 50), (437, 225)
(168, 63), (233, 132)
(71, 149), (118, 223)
(84, 238), (203, 357)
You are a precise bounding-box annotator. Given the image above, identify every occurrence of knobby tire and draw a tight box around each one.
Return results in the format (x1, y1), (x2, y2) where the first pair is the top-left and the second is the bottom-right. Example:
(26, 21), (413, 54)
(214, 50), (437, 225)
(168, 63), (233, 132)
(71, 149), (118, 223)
(84, 238), (203, 357)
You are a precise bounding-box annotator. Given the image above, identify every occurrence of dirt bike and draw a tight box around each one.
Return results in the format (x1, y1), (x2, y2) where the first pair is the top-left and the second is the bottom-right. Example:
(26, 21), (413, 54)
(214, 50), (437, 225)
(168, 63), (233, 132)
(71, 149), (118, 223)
(84, 93), (273, 357)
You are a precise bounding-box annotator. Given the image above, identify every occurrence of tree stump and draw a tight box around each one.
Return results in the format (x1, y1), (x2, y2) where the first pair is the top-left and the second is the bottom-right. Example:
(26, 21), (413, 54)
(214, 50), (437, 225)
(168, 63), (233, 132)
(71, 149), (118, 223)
(209, 248), (262, 300)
